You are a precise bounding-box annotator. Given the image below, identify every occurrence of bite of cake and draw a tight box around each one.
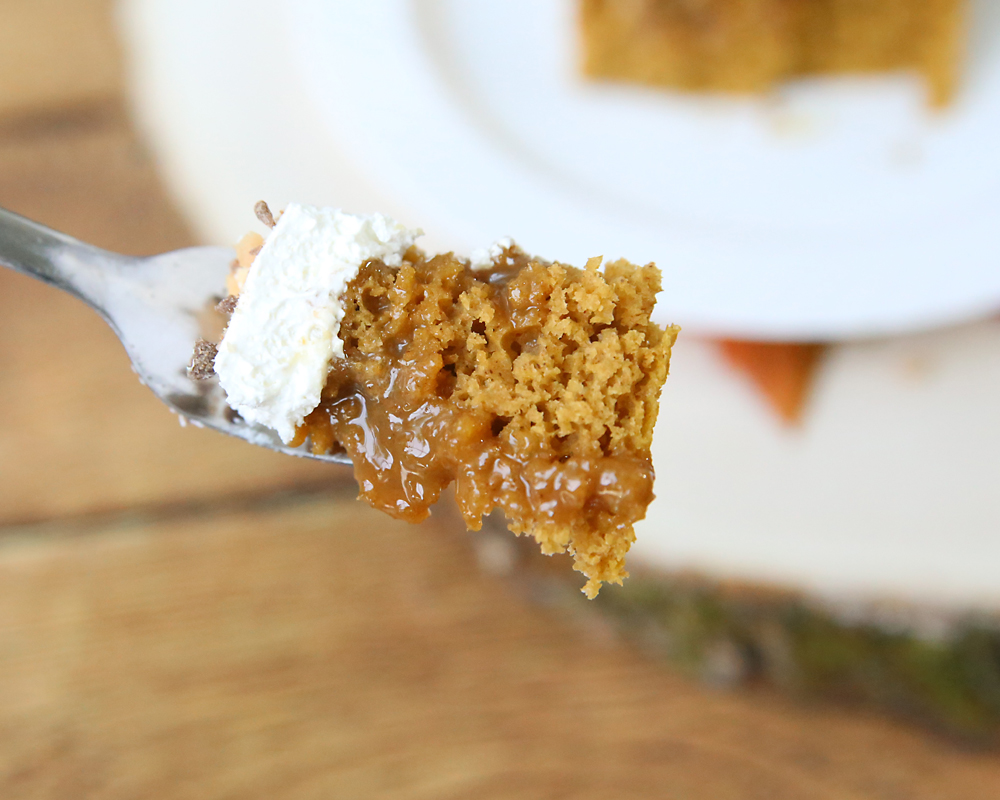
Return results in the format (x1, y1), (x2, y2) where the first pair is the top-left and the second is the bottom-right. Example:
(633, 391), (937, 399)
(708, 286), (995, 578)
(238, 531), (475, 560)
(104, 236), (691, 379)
(195, 203), (679, 597)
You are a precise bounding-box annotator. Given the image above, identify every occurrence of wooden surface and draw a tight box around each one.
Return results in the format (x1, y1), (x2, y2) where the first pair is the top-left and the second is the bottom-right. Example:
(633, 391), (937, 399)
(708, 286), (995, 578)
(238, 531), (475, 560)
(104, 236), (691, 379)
(0, 0), (120, 121)
(2, 3), (1000, 797)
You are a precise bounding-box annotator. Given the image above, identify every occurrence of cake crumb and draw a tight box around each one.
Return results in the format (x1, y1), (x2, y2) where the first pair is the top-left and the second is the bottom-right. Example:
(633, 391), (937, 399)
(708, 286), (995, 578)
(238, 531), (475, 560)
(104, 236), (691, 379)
(215, 295), (239, 315)
(254, 200), (276, 229)
(188, 339), (219, 380)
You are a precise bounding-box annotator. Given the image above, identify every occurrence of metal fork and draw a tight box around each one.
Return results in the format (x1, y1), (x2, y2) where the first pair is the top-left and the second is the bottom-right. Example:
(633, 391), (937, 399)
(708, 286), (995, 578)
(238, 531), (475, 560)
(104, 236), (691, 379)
(0, 206), (350, 464)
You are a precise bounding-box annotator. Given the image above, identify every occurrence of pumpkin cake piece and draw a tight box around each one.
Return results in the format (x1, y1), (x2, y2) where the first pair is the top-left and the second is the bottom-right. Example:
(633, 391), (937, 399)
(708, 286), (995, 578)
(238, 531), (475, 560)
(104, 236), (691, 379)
(201, 203), (679, 598)
(580, 0), (967, 106)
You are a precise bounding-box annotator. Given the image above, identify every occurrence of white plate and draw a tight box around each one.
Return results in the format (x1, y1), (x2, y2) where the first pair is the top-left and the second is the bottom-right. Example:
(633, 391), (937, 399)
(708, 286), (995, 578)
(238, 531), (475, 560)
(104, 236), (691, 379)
(285, 0), (1000, 339)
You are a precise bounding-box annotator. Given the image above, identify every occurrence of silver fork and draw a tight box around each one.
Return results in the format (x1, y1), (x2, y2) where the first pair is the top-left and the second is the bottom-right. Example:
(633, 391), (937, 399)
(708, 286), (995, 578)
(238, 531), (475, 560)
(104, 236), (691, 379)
(0, 206), (350, 464)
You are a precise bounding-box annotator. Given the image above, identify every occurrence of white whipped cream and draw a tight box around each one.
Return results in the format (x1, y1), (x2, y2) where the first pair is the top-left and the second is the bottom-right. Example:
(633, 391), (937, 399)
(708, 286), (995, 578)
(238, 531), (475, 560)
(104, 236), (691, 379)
(470, 236), (514, 271)
(214, 204), (421, 443)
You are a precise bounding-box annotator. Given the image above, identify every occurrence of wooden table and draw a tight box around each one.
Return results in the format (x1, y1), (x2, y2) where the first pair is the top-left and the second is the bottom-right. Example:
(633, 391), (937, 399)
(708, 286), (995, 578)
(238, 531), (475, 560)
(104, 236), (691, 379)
(2, 2), (999, 797)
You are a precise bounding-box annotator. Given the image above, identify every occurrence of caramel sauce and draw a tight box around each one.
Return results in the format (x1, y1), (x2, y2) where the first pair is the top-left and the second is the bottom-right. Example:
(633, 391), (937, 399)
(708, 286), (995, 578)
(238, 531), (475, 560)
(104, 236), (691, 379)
(288, 246), (677, 597)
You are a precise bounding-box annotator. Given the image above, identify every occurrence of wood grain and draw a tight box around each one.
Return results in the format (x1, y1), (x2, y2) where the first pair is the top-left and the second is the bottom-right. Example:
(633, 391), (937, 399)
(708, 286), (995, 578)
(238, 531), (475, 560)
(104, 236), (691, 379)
(1, 497), (999, 800)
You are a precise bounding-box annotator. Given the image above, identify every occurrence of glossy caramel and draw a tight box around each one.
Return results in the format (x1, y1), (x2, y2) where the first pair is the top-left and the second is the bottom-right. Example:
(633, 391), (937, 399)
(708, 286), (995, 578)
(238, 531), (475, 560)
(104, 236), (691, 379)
(286, 245), (676, 597)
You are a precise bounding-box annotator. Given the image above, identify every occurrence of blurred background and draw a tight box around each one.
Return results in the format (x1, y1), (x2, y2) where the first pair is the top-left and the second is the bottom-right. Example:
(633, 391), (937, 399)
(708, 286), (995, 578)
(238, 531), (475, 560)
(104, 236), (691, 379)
(1, 0), (999, 796)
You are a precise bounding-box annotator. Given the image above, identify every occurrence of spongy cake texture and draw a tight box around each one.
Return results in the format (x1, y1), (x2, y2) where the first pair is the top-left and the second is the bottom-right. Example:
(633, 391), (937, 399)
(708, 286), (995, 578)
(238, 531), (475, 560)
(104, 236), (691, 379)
(297, 245), (678, 597)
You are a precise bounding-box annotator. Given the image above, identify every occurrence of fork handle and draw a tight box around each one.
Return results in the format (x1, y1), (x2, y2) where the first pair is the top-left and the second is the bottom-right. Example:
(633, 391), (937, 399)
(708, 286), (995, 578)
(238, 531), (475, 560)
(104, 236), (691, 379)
(0, 206), (124, 307)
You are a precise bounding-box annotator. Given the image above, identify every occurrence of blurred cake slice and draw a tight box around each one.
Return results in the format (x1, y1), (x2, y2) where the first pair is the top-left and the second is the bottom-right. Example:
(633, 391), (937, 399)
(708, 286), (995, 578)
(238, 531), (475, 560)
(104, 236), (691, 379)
(202, 203), (679, 597)
(580, 0), (966, 106)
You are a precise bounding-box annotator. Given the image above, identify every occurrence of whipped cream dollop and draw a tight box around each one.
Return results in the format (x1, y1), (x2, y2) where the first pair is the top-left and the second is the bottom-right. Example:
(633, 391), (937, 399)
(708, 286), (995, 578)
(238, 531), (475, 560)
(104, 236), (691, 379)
(214, 204), (421, 443)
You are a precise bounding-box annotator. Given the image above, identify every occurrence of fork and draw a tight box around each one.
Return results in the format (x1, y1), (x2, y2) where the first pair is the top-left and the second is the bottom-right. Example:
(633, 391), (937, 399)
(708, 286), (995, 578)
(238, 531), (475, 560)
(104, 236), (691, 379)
(0, 206), (350, 464)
